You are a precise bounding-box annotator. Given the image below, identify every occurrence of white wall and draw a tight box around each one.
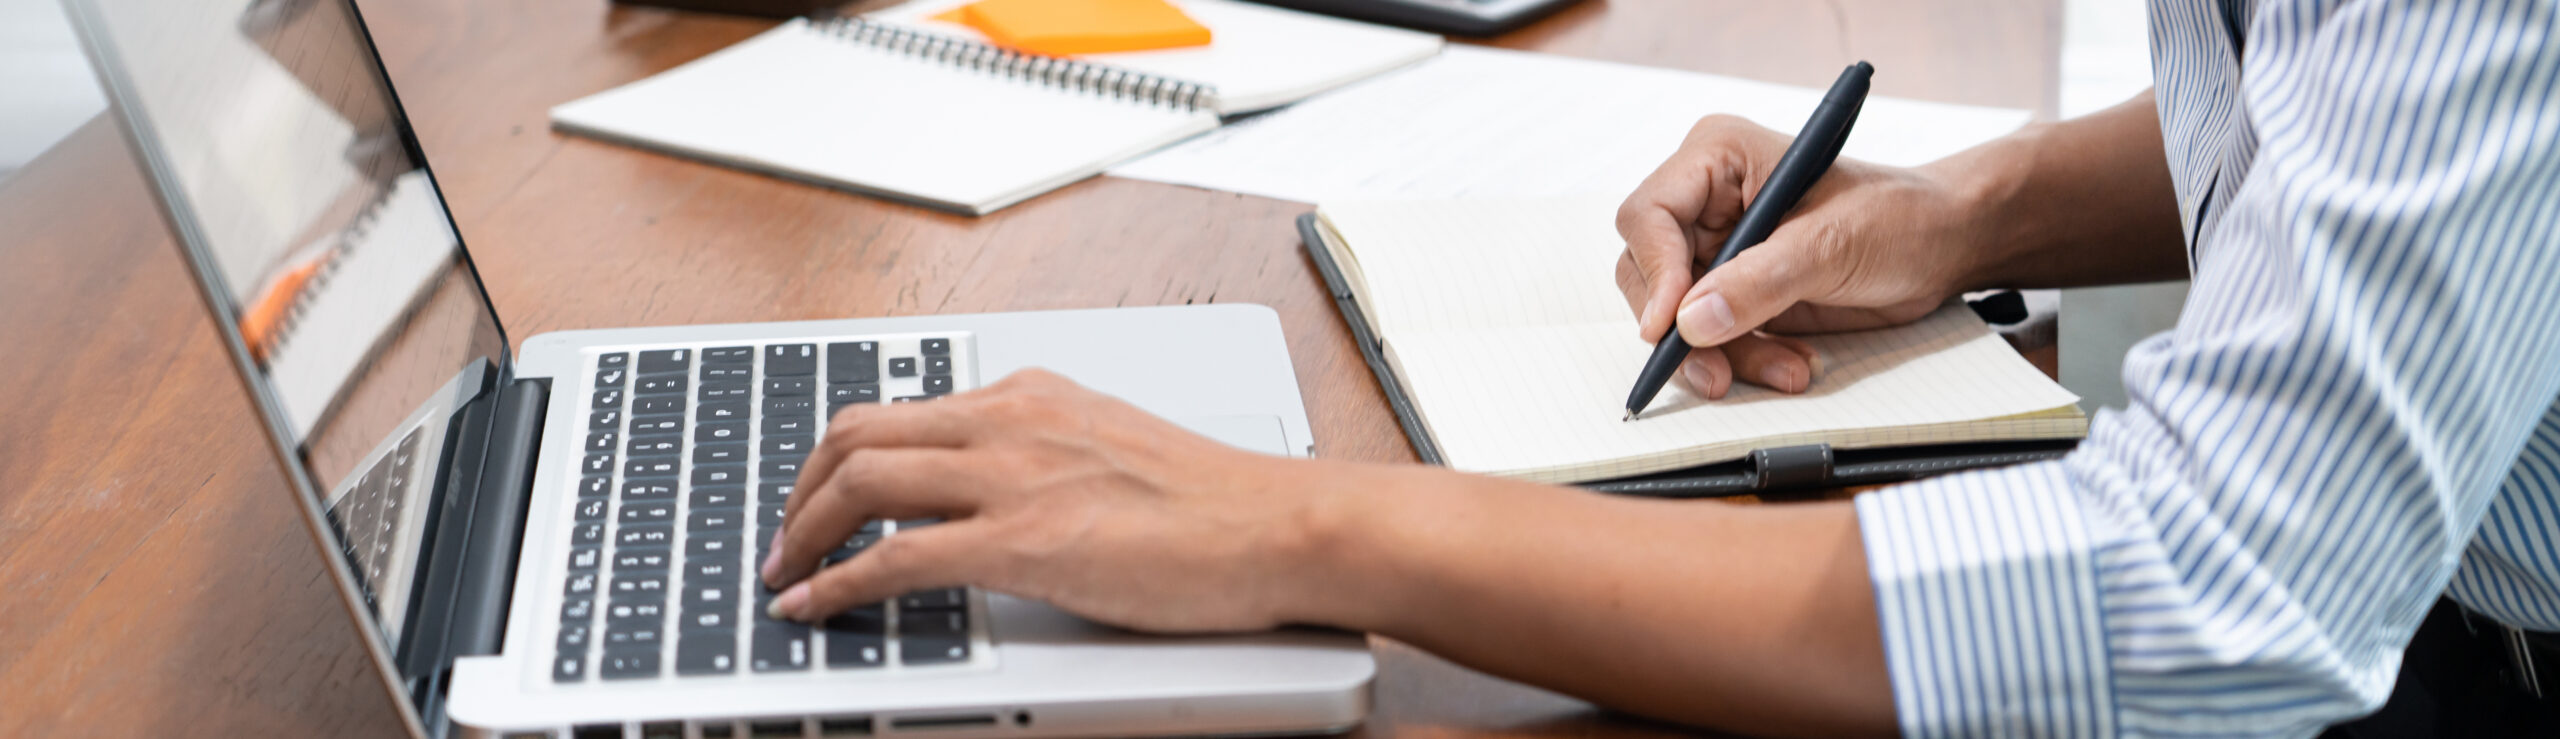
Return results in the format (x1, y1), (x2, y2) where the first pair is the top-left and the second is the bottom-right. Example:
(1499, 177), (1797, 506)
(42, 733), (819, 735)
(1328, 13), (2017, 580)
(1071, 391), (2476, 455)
(1, 0), (107, 180)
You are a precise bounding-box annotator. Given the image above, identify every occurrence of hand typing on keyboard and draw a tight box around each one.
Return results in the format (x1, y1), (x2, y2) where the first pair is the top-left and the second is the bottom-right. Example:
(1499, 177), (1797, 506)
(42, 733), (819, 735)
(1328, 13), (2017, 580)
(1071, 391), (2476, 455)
(756, 369), (1348, 633)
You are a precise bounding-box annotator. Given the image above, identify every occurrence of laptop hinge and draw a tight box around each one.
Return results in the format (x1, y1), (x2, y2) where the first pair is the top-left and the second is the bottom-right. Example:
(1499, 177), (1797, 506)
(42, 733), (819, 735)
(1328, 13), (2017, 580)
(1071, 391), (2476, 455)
(450, 376), (548, 658)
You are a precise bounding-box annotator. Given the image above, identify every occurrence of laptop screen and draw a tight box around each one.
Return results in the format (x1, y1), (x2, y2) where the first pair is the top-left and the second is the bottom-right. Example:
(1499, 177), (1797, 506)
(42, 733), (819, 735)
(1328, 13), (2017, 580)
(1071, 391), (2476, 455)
(71, 0), (506, 654)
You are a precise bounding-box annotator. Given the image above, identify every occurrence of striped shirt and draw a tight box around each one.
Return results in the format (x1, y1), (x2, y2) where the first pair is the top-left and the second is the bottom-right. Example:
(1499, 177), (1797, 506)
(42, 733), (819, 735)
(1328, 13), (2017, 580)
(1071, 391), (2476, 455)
(1852, 0), (2560, 736)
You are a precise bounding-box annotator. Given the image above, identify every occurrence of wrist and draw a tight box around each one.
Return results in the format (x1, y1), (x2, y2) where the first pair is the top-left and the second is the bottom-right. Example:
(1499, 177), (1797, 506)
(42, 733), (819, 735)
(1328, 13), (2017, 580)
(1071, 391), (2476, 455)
(1258, 458), (1422, 634)
(1921, 123), (2048, 291)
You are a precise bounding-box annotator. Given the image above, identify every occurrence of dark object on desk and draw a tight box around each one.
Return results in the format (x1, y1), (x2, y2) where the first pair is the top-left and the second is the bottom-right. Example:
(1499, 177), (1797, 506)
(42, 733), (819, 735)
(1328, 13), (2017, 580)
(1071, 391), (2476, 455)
(1967, 289), (2030, 325)
(1245, 0), (1584, 36)
(1624, 61), (1873, 421)
(610, 0), (850, 19)
(1297, 213), (2077, 497)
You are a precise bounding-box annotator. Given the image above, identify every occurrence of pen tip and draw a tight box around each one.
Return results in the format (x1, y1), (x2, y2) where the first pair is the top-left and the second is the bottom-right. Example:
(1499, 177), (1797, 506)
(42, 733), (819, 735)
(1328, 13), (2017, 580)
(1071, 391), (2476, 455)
(1622, 410), (1635, 422)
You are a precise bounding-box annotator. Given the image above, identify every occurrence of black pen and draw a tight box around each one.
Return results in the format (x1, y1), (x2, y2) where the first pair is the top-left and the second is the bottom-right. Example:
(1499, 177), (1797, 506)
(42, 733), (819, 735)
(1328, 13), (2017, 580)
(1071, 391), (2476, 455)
(1624, 61), (1872, 421)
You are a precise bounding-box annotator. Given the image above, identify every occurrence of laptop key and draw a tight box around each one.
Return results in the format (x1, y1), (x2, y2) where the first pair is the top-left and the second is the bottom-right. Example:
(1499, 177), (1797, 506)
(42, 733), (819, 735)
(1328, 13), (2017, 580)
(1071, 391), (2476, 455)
(630, 415), (683, 434)
(698, 400), (749, 421)
(761, 458), (805, 479)
(687, 535), (743, 559)
(561, 597), (594, 621)
(682, 605), (738, 633)
(634, 375), (687, 396)
(564, 572), (598, 598)
(582, 454), (614, 475)
(619, 502), (676, 525)
(569, 546), (601, 571)
(599, 352), (631, 368)
(698, 384), (751, 402)
(751, 625), (812, 672)
(826, 384), (880, 405)
(594, 367), (627, 388)
(920, 338), (950, 355)
(693, 465), (748, 487)
(683, 583), (737, 612)
(924, 356), (952, 376)
(606, 599), (668, 625)
(591, 389), (623, 409)
(688, 558), (742, 583)
(617, 524), (675, 548)
(826, 630), (887, 668)
(692, 486), (747, 509)
(600, 648), (661, 679)
(614, 547), (672, 572)
(887, 358), (916, 378)
(589, 409), (621, 430)
(611, 574), (669, 598)
(626, 434), (681, 457)
(703, 346), (754, 364)
(694, 443), (749, 465)
(826, 341), (880, 383)
(762, 411), (814, 434)
(701, 365), (752, 383)
(553, 655), (585, 682)
(922, 376), (953, 395)
(573, 499), (608, 523)
(757, 505), (787, 529)
(602, 624), (663, 649)
(764, 397), (818, 415)
(765, 377), (816, 396)
(767, 344), (818, 376)
(694, 421), (748, 443)
(901, 634), (970, 665)
(624, 458), (679, 478)
(636, 349), (690, 375)
(758, 482), (796, 505)
(690, 508), (747, 532)
(558, 622), (592, 652)
(761, 436), (814, 457)
(622, 480), (678, 501)
(633, 396), (685, 415)
(677, 632), (738, 675)
(572, 523), (606, 546)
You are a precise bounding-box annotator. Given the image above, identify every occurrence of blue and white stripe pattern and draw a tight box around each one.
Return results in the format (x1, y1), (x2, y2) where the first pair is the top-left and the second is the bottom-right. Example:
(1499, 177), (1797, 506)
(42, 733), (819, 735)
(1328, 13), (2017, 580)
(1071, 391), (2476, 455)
(1854, 0), (2560, 735)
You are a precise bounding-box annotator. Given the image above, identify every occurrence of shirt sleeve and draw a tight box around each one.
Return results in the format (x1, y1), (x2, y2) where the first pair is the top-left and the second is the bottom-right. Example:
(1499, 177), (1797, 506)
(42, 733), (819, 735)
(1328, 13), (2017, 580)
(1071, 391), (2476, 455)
(1855, 0), (2560, 736)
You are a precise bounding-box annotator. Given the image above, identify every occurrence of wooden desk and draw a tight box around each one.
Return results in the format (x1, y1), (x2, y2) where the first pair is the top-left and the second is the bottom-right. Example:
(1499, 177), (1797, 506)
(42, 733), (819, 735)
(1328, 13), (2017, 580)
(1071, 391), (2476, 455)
(0, 0), (2054, 734)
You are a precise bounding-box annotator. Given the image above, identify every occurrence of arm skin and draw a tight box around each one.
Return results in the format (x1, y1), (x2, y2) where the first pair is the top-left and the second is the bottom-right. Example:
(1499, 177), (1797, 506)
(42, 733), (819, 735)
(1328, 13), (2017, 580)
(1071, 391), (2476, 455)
(754, 93), (2187, 737)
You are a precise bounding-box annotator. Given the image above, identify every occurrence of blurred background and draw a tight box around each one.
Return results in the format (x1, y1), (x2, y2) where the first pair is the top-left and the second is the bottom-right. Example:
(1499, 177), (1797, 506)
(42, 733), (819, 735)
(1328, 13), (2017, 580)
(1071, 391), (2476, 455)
(0, 0), (2180, 412)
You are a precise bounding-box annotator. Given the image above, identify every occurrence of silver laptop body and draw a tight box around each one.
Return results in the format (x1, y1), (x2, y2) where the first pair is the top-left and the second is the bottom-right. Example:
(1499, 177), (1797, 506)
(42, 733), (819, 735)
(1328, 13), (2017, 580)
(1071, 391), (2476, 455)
(62, 0), (1373, 736)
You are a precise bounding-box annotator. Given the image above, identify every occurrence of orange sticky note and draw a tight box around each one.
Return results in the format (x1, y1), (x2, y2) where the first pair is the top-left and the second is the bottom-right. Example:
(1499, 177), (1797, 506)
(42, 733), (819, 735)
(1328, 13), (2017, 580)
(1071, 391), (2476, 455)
(934, 0), (1212, 57)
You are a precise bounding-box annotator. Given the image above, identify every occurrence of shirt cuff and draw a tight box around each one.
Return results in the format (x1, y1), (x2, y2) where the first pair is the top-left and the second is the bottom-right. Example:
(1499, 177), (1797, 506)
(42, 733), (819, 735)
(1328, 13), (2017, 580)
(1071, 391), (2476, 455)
(1856, 461), (2117, 737)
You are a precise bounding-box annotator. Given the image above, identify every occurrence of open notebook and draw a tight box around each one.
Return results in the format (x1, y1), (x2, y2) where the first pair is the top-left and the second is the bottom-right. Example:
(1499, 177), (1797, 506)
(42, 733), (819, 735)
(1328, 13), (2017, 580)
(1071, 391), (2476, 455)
(550, 4), (1440, 215)
(1304, 196), (2086, 486)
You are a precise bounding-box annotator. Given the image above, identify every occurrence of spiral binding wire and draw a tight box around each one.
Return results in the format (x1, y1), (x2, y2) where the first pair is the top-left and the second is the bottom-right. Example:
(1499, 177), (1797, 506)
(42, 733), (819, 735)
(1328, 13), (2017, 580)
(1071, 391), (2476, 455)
(813, 17), (1219, 112)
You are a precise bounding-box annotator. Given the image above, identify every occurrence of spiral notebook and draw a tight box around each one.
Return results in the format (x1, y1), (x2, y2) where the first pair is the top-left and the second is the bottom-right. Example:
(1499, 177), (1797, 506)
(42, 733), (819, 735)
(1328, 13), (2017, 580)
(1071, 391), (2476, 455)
(551, 11), (1438, 215)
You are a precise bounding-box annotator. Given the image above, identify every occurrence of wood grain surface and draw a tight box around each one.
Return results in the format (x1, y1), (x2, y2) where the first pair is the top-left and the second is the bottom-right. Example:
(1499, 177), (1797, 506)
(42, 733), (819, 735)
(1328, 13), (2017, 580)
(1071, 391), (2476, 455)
(0, 0), (2055, 735)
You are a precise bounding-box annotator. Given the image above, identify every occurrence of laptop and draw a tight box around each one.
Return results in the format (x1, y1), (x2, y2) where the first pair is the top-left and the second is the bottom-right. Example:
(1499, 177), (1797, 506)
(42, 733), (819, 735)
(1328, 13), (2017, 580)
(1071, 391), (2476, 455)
(61, 0), (1375, 736)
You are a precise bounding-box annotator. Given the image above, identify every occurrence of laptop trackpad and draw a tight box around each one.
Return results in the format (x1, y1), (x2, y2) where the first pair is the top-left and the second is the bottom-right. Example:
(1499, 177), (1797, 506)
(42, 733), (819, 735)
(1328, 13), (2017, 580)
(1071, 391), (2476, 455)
(1172, 415), (1289, 456)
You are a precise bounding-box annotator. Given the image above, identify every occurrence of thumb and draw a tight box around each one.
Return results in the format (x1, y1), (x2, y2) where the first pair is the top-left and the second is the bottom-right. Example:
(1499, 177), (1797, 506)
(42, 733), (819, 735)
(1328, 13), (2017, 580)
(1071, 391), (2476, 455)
(1675, 233), (1830, 348)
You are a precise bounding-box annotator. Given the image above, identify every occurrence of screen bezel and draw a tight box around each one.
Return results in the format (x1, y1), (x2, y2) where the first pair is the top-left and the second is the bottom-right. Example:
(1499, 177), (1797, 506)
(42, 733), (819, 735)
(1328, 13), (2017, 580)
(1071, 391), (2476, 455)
(60, 0), (519, 731)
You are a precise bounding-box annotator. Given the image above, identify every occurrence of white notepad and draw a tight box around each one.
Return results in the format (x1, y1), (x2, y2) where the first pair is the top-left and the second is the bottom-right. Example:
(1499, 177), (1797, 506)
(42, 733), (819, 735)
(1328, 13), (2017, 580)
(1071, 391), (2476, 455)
(552, 18), (1222, 215)
(1311, 196), (2086, 483)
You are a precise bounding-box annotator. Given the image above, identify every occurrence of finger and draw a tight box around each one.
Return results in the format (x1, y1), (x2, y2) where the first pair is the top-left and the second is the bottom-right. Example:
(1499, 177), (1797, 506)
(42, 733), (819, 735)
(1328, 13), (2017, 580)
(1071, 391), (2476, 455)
(1678, 346), (1734, 401)
(1675, 226), (1840, 348)
(771, 519), (994, 622)
(766, 447), (985, 588)
(1618, 125), (1757, 341)
(1718, 333), (1818, 394)
(788, 397), (987, 530)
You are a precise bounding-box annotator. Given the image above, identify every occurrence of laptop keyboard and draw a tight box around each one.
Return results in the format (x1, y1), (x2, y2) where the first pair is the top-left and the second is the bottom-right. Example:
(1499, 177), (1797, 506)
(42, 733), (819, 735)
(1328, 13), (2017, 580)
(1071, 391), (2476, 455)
(553, 336), (978, 683)
(326, 426), (425, 613)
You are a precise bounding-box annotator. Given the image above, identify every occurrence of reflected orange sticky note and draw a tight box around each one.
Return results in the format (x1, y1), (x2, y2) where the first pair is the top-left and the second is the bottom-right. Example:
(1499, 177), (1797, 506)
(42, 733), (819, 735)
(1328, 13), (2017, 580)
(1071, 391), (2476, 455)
(932, 0), (1212, 57)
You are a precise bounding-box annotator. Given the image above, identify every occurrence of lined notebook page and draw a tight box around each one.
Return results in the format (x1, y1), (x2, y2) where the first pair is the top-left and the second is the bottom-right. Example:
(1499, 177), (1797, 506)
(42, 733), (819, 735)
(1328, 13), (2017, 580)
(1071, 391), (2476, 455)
(1318, 197), (2083, 483)
(551, 19), (1218, 214)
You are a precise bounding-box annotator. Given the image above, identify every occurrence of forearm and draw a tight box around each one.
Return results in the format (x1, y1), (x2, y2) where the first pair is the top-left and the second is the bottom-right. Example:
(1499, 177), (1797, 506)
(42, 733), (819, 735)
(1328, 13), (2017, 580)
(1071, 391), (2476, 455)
(1932, 90), (2189, 289)
(1277, 460), (1894, 737)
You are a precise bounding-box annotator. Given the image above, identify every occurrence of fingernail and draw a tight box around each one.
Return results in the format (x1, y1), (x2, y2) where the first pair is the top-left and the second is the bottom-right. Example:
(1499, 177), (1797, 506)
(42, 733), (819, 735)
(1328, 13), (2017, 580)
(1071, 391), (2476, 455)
(1682, 358), (1714, 392)
(770, 583), (809, 621)
(1677, 293), (1735, 341)
(1771, 362), (1807, 392)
